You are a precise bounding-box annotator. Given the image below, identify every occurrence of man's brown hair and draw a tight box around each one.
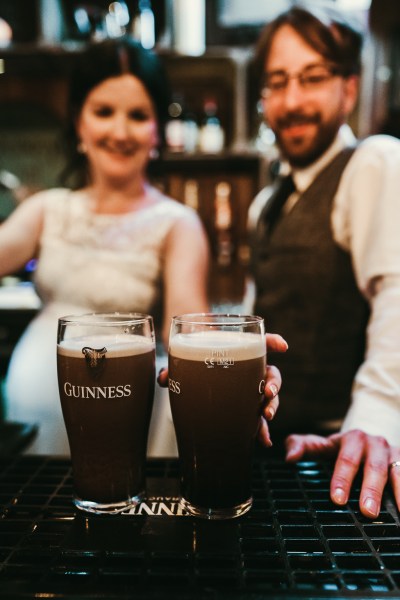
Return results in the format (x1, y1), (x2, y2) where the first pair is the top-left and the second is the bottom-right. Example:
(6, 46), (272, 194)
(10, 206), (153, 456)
(254, 2), (364, 84)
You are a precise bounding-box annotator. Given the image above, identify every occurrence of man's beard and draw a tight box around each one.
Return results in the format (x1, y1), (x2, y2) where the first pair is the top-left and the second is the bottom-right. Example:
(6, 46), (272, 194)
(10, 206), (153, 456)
(274, 111), (341, 168)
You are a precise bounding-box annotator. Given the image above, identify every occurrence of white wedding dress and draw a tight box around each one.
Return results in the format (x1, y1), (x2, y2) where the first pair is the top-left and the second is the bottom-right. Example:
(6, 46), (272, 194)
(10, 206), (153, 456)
(5, 187), (195, 457)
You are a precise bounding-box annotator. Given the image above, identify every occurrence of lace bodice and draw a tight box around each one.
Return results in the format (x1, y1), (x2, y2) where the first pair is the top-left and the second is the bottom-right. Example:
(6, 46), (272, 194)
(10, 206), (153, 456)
(34, 188), (193, 315)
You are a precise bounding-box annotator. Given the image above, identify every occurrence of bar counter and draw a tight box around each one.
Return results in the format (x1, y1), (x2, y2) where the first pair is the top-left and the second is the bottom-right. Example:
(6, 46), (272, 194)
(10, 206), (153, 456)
(1, 453), (400, 599)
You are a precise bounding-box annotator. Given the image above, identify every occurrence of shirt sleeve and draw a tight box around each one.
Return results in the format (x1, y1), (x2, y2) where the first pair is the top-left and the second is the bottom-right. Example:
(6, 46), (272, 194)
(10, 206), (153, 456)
(332, 135), (400, 446)
(340, 275), (400, 446)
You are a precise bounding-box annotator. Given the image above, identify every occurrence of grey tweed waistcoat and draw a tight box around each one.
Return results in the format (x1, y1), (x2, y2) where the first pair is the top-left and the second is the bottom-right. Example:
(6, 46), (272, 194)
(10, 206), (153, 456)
(252, 148), (369, 432)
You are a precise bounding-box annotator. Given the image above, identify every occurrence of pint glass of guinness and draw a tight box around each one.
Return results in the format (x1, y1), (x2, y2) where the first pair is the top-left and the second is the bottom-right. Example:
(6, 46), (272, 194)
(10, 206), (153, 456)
(168, 313), (266, 519)
(57, 312), (155, 514)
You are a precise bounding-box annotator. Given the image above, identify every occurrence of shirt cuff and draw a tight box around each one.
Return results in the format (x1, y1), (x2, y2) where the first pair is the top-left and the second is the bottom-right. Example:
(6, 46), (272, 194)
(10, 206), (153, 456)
(341, 389), (400, 447)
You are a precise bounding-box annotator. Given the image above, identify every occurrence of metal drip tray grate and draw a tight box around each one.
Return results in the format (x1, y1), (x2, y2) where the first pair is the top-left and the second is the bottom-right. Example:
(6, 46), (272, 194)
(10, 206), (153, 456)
(0, 455), (399, 599)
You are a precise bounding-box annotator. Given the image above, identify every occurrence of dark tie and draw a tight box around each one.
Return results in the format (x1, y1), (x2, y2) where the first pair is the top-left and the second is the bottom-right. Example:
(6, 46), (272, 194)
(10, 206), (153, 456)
(262, 174), (295, 233)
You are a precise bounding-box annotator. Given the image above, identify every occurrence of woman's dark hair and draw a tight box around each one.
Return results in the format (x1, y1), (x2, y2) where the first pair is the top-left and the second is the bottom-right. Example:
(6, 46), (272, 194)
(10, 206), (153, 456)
(60, 38), (171, 188)
(254, 2), (364, 85)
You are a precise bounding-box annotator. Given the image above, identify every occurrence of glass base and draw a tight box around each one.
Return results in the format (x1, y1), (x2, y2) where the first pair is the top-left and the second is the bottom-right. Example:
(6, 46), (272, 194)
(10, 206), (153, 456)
(73, 492), (144, 515)
(180, 496), (252, 520)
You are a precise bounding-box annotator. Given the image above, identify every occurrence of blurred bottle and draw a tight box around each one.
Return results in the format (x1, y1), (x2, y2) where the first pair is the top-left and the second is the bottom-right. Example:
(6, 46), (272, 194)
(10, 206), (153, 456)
(171, 0), (205, 56)
(165, 94), (199, 153)
(38, 0), (66, 44)
(183, 179), (199, 211)
(131, 0), (155, 49)
(106, 1), (130, 38)
(73, 5), (107, 40)
(253, 99), (279, 160)
(0, 17), (12, 46)
(165, 94), (185, 153)
(214, 181), (233, 267)
(199, 99), (225, 154)
(183, 111), (199, 153)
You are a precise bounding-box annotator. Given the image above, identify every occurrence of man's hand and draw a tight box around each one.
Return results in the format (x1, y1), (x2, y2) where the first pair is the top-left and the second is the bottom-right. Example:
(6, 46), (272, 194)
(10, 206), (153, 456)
(257, 333), (287, 447)
(285, 429), (400, 518)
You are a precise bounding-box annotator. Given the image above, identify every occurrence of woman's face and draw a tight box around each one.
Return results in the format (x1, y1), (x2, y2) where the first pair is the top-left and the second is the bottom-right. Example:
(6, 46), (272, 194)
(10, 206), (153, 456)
(76, 73), (159, 185)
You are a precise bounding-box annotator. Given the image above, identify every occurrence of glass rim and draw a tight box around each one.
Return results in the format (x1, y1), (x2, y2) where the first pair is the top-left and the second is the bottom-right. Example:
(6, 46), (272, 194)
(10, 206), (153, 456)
(172, 313), (264, 326)
(58, 311), (154, 326)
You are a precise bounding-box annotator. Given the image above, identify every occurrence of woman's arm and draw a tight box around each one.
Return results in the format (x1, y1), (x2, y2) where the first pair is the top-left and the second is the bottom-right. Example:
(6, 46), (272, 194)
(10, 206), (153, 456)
(0, 194), (45, 277)
(161, 210), (210, 347)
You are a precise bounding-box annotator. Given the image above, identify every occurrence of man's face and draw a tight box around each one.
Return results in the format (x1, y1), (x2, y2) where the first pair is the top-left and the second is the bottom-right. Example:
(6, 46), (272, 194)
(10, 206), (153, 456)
(261, 25), (358, 168)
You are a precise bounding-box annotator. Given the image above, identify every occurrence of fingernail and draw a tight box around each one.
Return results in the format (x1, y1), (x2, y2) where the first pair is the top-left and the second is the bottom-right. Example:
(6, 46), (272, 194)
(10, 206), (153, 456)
(332, 488), (347, 505)
(268, 384), (278, 397)
(266, 407), (275, 420)
(364, 497), (379, 516)
(158, 368), (165, 376)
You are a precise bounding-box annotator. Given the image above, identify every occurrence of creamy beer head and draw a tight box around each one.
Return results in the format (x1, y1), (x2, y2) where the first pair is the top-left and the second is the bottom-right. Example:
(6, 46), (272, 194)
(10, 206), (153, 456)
(169, 330), (265, 362)
(58, 333), (155, 357)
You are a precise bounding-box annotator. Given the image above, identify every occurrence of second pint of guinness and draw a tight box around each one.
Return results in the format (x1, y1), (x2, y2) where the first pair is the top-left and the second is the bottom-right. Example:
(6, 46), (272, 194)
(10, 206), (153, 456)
(57, 313), (155, 514)
(168, 313), (266, 519)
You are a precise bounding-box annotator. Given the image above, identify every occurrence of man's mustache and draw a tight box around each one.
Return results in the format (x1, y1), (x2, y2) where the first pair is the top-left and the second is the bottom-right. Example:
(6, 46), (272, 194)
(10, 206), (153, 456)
(277, 113), (320, 129)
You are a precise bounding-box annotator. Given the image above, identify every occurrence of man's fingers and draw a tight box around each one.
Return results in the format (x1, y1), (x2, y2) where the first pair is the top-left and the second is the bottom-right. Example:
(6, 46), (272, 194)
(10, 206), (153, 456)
(266, 333), (288, 353)
(285, 435), (307, 462)
(329, 429), (390, 518)
(258, 417), (272, 447)
(263, 365), (281, 419)
(357, 435), (390, 518)
(388, 453), (400, 512)
(285, 430), (396, 519)
(285, 433), (340, 462)
(264, 394), (279, 421)
(330, 431), (366, 506)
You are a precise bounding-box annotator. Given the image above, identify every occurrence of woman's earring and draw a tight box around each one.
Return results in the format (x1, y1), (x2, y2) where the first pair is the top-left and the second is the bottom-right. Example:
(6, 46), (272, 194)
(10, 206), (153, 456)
(77, 141), (88, 154)
(149, 147), (159, 160)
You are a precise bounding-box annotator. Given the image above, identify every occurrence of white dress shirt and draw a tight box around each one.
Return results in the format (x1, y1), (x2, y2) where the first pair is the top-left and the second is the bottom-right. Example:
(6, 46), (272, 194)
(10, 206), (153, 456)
(250, 125), (400, 446)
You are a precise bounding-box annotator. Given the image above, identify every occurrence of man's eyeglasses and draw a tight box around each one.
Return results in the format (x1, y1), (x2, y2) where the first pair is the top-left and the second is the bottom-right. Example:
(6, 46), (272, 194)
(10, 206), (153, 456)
(261, 63), (341, 97)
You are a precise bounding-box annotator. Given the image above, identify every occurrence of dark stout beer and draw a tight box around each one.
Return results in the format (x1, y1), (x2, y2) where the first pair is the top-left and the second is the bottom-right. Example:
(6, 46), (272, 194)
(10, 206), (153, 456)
(168, 331), (265, 515)
(57, 334), (155, 508)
